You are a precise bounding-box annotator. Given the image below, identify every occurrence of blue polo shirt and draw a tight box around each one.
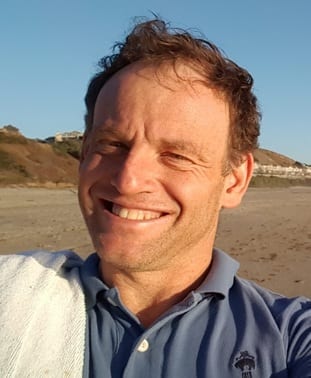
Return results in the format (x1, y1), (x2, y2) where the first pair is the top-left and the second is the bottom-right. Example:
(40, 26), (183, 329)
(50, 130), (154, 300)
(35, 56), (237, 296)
(80, 249), (311, 377)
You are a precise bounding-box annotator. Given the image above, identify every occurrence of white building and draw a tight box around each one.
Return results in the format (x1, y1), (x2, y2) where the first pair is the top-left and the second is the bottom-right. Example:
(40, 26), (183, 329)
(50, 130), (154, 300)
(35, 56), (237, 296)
(54, 131), (83, 142)
(253, 163), (311, 178)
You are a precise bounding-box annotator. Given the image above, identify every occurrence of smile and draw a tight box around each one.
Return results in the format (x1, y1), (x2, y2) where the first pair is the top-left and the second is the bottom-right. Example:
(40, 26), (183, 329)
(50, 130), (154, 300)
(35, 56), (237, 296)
(111, 204), (163, 220)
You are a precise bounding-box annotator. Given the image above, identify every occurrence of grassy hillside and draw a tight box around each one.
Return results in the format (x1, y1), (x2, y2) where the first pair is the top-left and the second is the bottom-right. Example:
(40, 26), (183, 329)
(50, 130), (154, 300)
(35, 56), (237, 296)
(0, 131), (79, 186)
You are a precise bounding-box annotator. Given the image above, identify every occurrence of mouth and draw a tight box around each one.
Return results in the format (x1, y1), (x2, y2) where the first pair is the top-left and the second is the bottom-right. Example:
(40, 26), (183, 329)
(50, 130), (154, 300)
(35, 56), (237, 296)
(102, 200), (165, 221)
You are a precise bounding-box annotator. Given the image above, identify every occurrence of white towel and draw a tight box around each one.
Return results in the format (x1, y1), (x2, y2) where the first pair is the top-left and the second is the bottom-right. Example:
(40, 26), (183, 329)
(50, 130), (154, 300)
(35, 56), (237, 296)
(0, 250), (86, 377)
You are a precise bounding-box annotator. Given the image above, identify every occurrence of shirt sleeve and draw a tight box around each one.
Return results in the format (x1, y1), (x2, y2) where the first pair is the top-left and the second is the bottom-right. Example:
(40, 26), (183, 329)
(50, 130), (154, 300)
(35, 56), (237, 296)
(283, 298), (311, 377)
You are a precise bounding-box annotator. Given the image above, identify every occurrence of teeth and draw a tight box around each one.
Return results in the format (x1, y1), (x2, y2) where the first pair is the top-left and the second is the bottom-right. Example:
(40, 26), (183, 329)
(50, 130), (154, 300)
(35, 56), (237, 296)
(111, 204), (162, 220)
(118, 208), (129, 218)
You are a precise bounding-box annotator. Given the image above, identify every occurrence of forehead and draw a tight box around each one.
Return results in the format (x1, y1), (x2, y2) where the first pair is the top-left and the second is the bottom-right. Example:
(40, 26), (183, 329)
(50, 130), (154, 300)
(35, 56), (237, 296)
(92, 62), (230, 151)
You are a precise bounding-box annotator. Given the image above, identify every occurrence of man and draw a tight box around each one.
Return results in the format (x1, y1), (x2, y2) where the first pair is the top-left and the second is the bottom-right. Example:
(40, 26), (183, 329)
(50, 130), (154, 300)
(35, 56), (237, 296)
(0, 19), (310, 377)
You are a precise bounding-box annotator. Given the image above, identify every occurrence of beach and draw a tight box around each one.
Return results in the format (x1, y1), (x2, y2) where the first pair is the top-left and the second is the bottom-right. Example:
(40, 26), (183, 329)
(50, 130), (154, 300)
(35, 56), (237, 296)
(0, 186), (310, 298)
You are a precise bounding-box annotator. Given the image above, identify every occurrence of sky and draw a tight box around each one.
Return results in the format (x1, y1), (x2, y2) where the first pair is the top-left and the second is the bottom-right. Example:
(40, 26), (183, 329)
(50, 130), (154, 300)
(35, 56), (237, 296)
(0, 0), (310, 164)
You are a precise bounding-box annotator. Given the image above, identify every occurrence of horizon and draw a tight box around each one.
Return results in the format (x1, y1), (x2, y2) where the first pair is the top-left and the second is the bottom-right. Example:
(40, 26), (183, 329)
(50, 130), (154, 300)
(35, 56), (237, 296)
(1, 1), (310, 164)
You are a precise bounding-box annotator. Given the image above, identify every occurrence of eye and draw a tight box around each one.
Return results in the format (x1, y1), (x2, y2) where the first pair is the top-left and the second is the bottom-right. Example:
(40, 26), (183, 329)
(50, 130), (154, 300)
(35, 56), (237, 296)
(108, 141), (126, 148)
(169, 153), (189, 161)
(161, 152), (195, 169)
(92, 139), (128, 155)
(163, 152), (192, 161)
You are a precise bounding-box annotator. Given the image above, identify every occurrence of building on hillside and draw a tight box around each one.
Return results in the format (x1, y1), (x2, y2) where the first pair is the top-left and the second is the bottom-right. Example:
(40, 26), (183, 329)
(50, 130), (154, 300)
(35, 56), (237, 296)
(253, 163), (311, 178)
(54, 131), (83, 142)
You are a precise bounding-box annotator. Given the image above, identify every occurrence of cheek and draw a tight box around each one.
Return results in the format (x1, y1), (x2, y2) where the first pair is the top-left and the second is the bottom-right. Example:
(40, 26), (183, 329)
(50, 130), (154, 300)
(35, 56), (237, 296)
(79, 154), (108, 185)
(164, 176), (204, 210)
(80, 153), (101, 173)
(171, 175), (225, 212)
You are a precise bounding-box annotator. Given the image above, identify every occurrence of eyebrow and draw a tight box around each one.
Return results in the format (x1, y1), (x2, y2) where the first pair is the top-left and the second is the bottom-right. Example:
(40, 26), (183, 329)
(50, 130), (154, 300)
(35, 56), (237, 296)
(92, 127), (125, 142)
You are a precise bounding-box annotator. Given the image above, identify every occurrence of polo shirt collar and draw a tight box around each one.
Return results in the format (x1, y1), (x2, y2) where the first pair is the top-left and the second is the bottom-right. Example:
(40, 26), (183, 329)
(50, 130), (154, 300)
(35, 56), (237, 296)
(79, 253), (109, 310)
(80, 248), (239, 310)
(195, 248), (239, 298)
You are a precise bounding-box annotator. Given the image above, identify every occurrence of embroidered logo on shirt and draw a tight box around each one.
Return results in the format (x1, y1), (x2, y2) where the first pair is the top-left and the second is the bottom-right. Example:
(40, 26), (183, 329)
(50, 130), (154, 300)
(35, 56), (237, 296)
(234, 351), (256, 378)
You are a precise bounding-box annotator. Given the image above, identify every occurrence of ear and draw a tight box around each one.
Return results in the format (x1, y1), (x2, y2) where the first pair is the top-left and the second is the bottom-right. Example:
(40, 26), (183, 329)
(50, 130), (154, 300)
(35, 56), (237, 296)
(221, 153), (254, 209)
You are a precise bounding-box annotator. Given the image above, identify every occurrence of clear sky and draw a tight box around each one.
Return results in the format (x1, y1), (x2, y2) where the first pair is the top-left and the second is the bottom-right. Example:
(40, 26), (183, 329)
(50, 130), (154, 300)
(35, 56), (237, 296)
(1, 0), (310, 164)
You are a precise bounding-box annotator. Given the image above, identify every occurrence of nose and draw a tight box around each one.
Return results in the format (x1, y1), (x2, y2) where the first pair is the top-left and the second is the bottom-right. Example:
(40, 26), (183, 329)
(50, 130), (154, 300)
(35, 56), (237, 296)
(110, 149), (156, 195)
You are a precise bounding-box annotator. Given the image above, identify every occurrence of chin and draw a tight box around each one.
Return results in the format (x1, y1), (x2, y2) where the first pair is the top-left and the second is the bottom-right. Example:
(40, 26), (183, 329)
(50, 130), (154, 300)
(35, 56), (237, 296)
(93, 237), (166, 273)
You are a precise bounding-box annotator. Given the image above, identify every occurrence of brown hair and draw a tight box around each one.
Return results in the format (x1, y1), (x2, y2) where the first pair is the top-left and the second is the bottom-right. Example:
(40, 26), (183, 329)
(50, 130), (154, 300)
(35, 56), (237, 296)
(84, 18), (261, 165)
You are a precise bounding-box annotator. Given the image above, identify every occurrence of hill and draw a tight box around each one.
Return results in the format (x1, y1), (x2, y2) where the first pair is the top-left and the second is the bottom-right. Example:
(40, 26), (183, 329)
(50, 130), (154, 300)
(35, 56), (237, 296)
(253, 148), (300, 167)
(0, 128), (79, 186)
(0, 126), (309, 187)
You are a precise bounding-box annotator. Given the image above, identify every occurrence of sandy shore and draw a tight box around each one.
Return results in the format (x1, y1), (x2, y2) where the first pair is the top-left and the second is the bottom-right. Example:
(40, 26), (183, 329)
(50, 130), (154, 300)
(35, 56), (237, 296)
(0, 186), (310, 298)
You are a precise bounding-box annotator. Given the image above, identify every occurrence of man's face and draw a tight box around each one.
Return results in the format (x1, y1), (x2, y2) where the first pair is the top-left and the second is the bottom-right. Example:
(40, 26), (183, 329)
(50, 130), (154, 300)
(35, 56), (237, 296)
(79, 63), (232, 272)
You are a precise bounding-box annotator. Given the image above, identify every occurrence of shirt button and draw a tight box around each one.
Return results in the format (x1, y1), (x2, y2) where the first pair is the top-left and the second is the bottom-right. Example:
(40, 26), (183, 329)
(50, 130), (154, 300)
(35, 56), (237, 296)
(137, 339), (149, 352)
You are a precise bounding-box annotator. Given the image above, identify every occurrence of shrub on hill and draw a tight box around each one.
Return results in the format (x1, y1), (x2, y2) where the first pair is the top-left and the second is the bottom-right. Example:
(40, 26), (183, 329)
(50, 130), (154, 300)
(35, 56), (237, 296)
(51, 140), (82, 160)
(0, 150), (31, 184)
(0, 132), (28, 144)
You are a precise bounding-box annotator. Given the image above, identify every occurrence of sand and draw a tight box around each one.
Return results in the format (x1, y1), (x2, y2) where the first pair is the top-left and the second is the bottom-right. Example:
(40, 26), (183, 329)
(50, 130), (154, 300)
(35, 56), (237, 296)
(0, 186), (310, 298)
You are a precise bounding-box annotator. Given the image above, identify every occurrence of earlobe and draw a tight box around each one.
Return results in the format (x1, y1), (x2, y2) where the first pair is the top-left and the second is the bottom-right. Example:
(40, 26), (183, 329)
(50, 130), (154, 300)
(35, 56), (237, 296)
(222, 153), (254, 209)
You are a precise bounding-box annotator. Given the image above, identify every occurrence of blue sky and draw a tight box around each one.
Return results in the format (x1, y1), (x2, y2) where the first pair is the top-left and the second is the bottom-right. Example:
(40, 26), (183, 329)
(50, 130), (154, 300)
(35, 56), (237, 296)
(1, 0), (310, 164)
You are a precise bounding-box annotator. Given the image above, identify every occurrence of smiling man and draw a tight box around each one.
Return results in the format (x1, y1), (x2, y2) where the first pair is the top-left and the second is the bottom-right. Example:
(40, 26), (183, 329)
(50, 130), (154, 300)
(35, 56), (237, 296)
(1, 19), (311, 377)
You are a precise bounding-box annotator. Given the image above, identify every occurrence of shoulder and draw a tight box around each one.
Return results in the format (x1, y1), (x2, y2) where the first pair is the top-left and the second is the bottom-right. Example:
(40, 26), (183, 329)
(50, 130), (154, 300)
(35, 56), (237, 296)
(231, 275), (311, 323)
(0, 250), (86, 329)
(0, 250), (84, 294)
(232, 275), (311, 315)
(232, 276), (311, 370)
(0, 251), (86, 375)
(0, 249), (83, 273)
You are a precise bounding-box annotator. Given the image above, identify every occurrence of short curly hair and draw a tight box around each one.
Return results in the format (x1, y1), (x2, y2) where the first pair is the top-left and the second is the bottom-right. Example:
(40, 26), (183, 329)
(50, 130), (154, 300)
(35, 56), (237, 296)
(84, 19), (261, 165)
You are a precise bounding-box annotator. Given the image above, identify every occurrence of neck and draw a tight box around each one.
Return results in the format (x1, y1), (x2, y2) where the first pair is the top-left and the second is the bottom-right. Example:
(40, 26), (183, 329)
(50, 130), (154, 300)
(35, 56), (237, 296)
(99, 254), (212, 327)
